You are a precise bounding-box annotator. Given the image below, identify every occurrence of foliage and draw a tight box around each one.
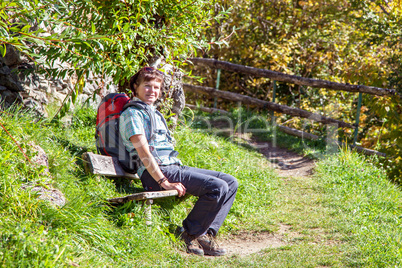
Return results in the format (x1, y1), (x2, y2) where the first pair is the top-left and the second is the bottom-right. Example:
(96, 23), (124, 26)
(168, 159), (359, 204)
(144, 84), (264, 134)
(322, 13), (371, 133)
(0, 0), (228, 119)
(345, 0), (402, 182)
(196, 0), (401, 90)
(186, 0), (402, 182)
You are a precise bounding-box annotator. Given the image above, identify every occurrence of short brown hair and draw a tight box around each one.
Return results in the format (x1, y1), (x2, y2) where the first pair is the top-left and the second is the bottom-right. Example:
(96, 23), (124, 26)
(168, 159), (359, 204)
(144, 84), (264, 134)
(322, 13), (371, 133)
(129, 67), (164, 95)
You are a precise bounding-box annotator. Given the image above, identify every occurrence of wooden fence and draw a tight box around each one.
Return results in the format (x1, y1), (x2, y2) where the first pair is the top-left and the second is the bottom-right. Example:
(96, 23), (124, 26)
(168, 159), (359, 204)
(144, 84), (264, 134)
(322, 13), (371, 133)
(183, 58), (396, 157)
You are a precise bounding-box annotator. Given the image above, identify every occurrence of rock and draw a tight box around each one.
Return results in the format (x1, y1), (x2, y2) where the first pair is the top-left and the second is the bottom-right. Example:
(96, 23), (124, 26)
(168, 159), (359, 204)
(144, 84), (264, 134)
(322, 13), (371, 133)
(1, 44), (22, 67)
(0, 65), (24, 92)
(39, 80), (49, 91)
(52, 91), (67, 103)
(20, 143), (66, 207)
(163, 65), (185, 129)
(28, 142), (50, 174)
(21, 184), (66, 207)
(23, 88), (49, 104)
(56, 87), (69, 95)
(1, 44), (119, 116)
(83, 82), (94, 95)
(149, 58), (185, 130)
(0, 89), (23, 108)
(23, 98), (48, 117)
(171, 73), (185, 113)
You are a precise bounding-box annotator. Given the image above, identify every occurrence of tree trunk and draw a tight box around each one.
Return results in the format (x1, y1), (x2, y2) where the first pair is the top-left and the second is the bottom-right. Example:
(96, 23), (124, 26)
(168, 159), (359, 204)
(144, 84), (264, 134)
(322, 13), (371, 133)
(149, 57), (185, 130)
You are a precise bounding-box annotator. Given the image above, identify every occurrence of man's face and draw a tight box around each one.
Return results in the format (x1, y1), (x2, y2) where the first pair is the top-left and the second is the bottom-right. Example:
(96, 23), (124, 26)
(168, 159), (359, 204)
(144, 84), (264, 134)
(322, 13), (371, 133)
(135, 79), (162, 105)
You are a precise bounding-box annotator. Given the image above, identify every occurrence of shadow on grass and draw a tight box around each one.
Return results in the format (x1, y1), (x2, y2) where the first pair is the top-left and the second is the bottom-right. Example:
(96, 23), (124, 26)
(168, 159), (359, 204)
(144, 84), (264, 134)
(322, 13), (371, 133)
(190, 114), (330, 161)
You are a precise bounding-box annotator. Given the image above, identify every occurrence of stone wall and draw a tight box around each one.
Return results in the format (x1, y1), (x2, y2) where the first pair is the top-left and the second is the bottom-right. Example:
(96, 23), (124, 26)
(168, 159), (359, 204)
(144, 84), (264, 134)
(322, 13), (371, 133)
(0, 46), (119, 117)
(0, 47), (184, 120)
(0, 45), (24, 110)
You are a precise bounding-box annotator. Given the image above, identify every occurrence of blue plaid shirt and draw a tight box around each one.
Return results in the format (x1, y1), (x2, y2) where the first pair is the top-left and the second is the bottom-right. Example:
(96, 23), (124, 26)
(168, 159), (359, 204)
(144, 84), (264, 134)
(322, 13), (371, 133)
(119, 98), (182, 177)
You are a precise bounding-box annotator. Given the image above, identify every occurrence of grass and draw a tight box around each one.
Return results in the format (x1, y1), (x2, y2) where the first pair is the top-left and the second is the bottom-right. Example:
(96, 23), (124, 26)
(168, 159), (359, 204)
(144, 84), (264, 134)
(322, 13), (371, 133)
(0, 105), (278, 267)
(0, 105), (401, 267)
(184, 107), (332, 159)
(189, 150), (401, 267)
(315, 150), (402, 266)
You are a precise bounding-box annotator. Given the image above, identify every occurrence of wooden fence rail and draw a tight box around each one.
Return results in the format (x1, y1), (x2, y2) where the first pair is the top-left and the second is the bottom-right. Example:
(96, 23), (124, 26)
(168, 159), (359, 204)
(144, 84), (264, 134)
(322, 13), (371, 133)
(184, 83), (354, 129)
(185, 58), (390, 157)
(189, 58), (397, 97)
(185, 104), (386, 157)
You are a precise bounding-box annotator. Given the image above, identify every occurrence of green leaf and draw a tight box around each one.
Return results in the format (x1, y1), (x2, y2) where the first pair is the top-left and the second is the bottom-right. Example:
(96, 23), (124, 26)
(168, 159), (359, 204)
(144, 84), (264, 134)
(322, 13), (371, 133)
(83, 42), (92, 49)
(99, 37), (115, 43)
(71, 89), (77, 103)
(0, 20), (7, 29)
(0, 44), (6, 57)
(21, 24), (31, 33)
(94, 40), (104, 50)
(0, 26), (9, 38)
(9, 27), (20, 33)
(91, 22), (96, 34)
(58, 0), (68, 9)
(6, 2), (17, 7)
(123, 23), (130, 32)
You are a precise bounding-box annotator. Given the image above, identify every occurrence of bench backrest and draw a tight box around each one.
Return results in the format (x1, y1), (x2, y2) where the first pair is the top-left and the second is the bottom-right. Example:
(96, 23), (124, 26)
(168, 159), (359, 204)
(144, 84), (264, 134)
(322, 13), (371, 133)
(82, 152), (139, 179)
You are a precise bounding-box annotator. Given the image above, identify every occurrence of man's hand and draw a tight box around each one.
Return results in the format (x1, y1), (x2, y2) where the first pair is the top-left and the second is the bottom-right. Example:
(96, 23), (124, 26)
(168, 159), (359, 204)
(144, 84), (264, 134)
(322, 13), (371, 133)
(129, 135), (185, 196)
(161, 181), (186, 197)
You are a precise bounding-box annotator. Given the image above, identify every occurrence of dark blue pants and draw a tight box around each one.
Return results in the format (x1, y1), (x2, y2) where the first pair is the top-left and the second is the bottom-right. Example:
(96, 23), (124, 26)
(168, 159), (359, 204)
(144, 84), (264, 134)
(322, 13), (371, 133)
(140, 165), (238, 237)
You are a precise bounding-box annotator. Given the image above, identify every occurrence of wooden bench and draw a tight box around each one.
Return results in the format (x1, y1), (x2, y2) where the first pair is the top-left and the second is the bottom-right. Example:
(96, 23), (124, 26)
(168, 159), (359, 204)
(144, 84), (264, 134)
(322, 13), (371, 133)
(82, 152), (178, 224)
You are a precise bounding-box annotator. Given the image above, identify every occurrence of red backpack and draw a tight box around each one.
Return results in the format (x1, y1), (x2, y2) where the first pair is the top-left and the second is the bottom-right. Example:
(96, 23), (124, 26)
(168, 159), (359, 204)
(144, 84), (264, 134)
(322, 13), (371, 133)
(95, 93), (170, 173)
(96, 93), (142, 172)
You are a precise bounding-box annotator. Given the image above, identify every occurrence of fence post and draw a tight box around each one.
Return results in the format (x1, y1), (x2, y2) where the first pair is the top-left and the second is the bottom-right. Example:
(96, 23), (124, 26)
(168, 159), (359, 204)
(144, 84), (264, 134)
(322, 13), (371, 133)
(272, 80), (277, 148)
(214, 69), (221, 108)
(271, 80), (277, 123)
(353, 92), (363, 145)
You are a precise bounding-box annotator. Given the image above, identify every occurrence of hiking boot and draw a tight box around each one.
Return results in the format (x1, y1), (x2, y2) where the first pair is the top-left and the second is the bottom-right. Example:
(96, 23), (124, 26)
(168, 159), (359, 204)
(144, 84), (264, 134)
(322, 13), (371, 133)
(180, 231), (204, 256)
(197, 234), (227, 256)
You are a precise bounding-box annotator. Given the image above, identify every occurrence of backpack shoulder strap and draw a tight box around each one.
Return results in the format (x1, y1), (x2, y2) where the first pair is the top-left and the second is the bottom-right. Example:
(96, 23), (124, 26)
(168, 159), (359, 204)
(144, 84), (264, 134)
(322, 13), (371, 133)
(122, 100), (159, 142)
(155, 109), (173, 141)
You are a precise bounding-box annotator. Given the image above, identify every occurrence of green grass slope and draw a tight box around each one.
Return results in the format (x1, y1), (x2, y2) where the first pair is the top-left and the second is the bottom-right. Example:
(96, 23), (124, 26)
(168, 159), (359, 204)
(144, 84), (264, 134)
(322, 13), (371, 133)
(315, 150), (402, 267)
(0, 107), (278, 267)
(0, 106), (400, 267)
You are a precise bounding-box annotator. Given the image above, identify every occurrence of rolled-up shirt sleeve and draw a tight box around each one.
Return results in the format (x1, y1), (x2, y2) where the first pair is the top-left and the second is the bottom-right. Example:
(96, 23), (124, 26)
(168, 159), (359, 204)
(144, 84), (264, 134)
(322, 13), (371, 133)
(119, 108), (146, 150)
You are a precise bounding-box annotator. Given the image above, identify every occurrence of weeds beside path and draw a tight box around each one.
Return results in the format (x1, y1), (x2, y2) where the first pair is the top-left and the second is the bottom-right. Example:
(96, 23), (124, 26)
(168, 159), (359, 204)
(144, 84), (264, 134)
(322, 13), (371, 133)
(219, 137), (331, 259)
(205, 134), (401, 267)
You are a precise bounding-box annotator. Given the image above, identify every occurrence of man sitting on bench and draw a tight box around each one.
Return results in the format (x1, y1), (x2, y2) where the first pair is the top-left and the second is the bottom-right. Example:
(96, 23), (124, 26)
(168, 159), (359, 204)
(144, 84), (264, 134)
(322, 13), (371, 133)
(119, 66), (238, 256)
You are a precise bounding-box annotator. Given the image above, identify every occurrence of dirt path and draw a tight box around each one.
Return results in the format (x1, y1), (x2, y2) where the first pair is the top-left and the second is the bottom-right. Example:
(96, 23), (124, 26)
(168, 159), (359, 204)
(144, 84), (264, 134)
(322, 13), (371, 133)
(219, 136), (316, 256)
(254, 140), (316, 178)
